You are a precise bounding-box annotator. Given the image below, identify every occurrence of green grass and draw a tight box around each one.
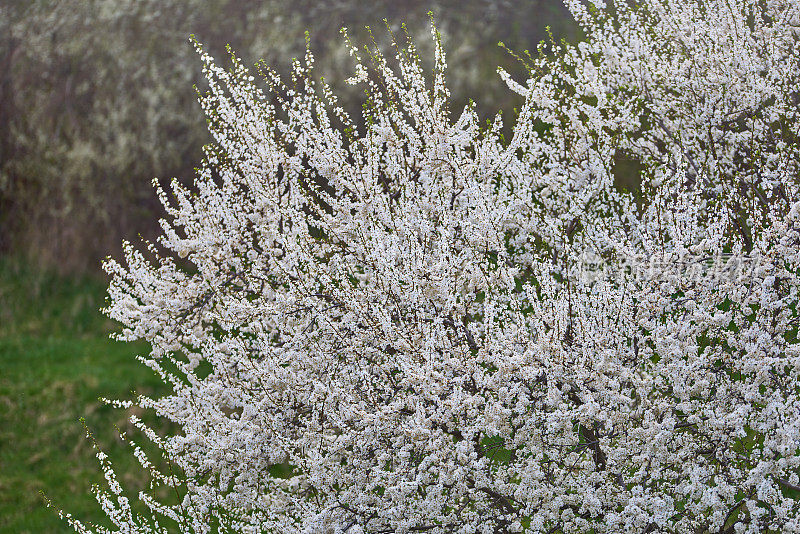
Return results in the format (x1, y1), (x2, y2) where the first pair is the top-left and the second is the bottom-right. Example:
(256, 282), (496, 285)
(0, 259), (167, 533)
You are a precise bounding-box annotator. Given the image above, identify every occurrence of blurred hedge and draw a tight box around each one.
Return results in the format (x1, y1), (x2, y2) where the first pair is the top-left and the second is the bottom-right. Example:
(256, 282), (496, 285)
(0, 0), (575, 273)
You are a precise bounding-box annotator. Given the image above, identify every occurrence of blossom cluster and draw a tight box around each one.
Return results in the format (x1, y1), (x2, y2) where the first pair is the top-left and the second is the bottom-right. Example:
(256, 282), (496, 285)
(64, 0), (800, 532)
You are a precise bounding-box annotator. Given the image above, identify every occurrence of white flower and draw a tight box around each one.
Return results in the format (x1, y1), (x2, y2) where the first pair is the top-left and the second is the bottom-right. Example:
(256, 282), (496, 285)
(69, 1), (800, 532)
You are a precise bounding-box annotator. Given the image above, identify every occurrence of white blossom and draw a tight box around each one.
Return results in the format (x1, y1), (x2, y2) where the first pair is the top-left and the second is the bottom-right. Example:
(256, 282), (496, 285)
(66, 1), (800, 532)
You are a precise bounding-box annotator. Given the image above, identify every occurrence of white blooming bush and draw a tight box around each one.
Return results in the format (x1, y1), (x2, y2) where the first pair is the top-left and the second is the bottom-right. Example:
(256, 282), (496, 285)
(63, 0), (800, 532)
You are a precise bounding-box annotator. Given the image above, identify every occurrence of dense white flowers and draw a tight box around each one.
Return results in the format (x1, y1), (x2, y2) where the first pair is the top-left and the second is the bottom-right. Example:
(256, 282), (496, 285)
(64, 0), (800, 532)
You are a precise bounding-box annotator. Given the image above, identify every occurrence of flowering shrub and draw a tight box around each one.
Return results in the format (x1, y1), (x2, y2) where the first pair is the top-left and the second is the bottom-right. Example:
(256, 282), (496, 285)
(63, 0), (800, 532)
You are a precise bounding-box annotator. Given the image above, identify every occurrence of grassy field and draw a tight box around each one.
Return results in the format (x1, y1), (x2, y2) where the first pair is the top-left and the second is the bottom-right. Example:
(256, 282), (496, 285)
(0, 259), (167, 533)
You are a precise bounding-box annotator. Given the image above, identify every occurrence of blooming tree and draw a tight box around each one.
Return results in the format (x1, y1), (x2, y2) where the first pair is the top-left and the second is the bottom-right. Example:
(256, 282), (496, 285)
(64, 0), (800, 532)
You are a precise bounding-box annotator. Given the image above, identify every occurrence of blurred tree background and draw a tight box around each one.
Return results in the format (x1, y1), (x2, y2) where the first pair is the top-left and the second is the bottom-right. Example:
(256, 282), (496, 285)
(0, 0), (576, 274)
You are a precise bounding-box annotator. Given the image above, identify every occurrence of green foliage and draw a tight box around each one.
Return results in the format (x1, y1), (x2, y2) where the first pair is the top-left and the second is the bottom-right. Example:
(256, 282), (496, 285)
(0, 258), (167, 533)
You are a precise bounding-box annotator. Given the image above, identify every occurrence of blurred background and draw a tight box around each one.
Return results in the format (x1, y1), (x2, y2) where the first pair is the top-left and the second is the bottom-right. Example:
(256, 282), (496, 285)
(0, 1), (575, 531)
(1, 0), (577, 273)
